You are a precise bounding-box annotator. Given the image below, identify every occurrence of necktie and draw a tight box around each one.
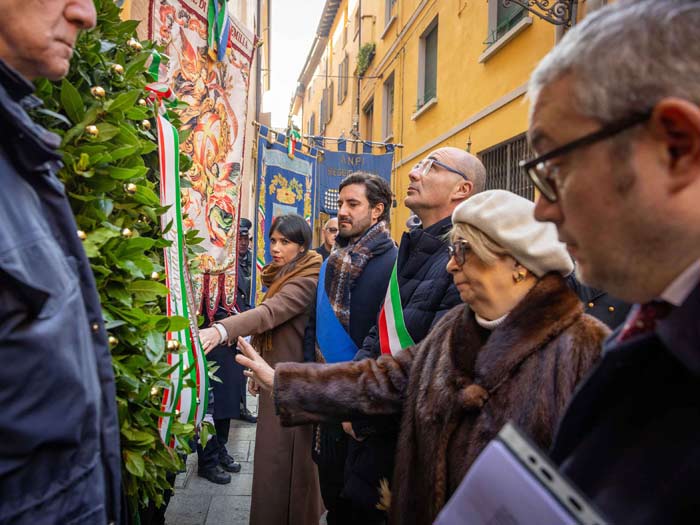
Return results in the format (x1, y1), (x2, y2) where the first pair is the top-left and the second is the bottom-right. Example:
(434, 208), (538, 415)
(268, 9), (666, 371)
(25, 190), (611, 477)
(617, 301), (672, 343)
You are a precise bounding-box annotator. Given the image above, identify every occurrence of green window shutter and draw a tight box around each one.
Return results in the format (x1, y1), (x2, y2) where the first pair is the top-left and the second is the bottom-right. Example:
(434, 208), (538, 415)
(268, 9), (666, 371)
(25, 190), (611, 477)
(424, 26), (438, 102)
(496, 3), (525, 39)
(337, 63), (343, 102)
(328, 82), (334, 120)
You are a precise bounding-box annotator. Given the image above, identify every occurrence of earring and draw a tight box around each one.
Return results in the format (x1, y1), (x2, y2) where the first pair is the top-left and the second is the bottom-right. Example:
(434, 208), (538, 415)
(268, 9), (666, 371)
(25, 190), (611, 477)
(513, 271), (526, 283)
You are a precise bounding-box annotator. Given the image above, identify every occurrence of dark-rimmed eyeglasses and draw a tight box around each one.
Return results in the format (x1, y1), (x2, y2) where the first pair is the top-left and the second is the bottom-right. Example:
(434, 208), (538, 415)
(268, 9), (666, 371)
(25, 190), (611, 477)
(413, 157), (469, 181)
(325, 227), (338, 234)
(447, 240), (471, 266)
(520, 110), (652, 202)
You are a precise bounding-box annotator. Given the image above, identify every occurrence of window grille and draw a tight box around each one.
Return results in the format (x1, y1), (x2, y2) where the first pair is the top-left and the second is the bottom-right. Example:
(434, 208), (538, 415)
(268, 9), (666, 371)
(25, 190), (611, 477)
(478, 133), (534, 200)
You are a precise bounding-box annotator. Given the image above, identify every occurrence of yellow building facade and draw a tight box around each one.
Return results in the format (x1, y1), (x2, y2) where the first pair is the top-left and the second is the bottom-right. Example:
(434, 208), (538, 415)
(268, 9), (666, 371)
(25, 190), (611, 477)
(292, 0), (607, 239)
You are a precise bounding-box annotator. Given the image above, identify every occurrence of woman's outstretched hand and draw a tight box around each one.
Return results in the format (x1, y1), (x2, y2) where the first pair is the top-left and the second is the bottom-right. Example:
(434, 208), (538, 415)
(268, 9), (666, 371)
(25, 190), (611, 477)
(199, 327), (221, 354)
(235, 336), (275, 392)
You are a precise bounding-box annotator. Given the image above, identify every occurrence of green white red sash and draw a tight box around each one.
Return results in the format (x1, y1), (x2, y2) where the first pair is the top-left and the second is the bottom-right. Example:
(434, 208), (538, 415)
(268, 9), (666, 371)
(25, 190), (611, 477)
(378, 261), (415, 355)
(156, 110), (209, 447)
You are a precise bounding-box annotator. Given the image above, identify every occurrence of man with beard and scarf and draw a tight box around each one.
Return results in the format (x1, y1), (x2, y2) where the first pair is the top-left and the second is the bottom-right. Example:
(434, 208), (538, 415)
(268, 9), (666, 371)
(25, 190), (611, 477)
(302, 172), (397, 525)
(341, 147), (486, 523)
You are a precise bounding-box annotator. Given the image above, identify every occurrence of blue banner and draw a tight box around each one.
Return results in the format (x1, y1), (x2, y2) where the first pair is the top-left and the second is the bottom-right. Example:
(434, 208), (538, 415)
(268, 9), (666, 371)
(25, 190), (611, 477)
(252, 133), (316, 304)
(316, 148), (394, 215)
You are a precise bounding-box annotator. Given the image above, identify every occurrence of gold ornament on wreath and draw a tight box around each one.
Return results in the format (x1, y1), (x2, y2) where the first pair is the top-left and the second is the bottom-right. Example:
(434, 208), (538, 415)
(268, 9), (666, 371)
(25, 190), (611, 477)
(90, 86), (106, 98)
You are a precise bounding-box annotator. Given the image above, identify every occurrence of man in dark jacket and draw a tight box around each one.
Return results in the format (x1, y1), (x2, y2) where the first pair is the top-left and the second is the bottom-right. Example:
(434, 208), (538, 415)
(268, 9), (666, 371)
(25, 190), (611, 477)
(567, 273), (630, 329)
(196, 218), (255, 485)
(528, 1), (700, 522)
(314, 217), (339, 261)
(0, 1), (121, 523)
(303, 173), (397, 525)
(345, 147), (486, 521)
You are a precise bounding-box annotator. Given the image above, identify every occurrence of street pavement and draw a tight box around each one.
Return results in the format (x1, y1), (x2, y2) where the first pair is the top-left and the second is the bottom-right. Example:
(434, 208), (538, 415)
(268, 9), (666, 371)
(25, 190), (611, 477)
(164, 392), (258, 525)
(165, 391), (328, 525)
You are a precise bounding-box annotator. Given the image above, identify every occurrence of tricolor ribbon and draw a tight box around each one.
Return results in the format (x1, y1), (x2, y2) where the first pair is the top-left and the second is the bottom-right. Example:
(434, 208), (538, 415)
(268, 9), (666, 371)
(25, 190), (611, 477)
(148, 50), (162, 81)
(150, 85), (209, 447)
(287, 128), (301, 159)
(378, 261), (415, 356)
(145, 82), (174, 101)
(207, 0), (231, 62)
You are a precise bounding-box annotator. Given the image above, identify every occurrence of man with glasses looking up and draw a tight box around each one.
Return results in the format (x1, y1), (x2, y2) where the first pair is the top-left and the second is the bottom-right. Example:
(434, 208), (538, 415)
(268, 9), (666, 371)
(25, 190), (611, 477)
(342, 147), (486, 522)
(523, 1), (700, 522)
(315, 217), (339, 261)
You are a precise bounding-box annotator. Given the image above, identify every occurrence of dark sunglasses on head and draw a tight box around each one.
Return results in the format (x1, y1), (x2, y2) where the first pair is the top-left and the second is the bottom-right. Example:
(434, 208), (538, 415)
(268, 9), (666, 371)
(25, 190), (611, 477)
(447, 240), (471, 266)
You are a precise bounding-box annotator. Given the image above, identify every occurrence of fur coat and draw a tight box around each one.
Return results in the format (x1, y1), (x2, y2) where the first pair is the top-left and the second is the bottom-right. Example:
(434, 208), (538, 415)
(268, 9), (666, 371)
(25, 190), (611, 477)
(274, 273), (609, 525)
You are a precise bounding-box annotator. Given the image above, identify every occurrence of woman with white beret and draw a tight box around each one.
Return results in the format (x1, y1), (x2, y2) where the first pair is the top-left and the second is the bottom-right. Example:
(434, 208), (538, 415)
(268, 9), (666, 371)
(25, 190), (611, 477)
(235, 190), (609, 525)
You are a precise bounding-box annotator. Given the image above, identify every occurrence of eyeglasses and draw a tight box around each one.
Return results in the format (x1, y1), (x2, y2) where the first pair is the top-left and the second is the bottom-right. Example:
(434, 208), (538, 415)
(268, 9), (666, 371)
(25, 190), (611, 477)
(413, 157), (469, 181)
(325, 227), (338, 234)
(520, 110), (652, 202)
(447, 240), (471, 266)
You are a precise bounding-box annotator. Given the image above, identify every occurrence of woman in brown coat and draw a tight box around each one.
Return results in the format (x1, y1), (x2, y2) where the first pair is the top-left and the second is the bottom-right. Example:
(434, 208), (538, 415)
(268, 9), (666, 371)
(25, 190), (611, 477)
(236, 191), (609, 525)
(199, 214), (324, 525)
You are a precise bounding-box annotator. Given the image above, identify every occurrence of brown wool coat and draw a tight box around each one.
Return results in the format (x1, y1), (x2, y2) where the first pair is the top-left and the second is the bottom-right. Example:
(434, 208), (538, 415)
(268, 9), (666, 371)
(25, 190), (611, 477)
(274, 273), (609, 525)
(220, 274), (323, 525)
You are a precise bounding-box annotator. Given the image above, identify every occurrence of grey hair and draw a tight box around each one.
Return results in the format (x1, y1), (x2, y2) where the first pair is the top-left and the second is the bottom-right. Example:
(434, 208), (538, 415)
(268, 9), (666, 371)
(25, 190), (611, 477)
(529, 0), (700, 122)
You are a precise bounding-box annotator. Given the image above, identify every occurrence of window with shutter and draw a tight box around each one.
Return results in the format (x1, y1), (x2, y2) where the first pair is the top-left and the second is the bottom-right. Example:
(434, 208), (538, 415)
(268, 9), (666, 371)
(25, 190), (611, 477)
(308, 113), (315, 136)
(338, 54), (349, 104)
(417, 19), (438, 110)
(363, 99), (374, 143)
(485, 0), (526, 45)
(382, 73), (394, 139)
(424, 26), (437, 101)
(384, 0), (396, 29)
(319, 91), (326, 133)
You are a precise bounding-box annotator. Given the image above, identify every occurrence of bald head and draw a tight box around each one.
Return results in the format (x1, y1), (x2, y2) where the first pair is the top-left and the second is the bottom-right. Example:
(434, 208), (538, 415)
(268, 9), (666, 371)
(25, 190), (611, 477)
(405, 146), (486, 228)
(430, 147), (486, 194)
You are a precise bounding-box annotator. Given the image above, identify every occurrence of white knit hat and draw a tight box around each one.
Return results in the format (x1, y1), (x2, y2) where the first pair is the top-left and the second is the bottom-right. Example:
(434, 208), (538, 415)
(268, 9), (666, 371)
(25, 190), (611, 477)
(451, 190), (573, 277)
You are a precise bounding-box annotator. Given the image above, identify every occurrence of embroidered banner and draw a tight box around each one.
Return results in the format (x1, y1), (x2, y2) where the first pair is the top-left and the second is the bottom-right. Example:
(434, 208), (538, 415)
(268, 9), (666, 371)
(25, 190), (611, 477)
(252, 128), (316, 304)
(137, 0), (256, 320)
(315, 146), (394, 216)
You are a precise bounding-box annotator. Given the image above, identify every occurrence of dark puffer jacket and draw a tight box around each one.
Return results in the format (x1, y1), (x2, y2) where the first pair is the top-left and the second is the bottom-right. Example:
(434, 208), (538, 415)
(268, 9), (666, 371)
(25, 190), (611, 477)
(345, 216), (461, 512)
(0, 60), (120, 524)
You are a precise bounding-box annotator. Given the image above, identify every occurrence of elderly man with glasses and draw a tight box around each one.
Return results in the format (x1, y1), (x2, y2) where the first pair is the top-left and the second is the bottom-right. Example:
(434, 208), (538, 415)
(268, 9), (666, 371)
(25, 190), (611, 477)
(0, 0), (124, 523)
(337, 147), (486, 522)
(522, 1), (700, 523)
(314, 217), (339, 261)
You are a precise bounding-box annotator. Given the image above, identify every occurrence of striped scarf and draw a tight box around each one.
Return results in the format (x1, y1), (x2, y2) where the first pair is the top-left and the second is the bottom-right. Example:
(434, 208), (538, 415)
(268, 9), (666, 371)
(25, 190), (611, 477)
(325, 220), (393, 329)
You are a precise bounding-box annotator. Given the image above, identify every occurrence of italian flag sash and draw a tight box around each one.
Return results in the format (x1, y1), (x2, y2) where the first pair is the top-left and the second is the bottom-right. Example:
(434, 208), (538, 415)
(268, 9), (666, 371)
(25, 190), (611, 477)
(378, 261), (415, 355)
(156, 111), (209, 447)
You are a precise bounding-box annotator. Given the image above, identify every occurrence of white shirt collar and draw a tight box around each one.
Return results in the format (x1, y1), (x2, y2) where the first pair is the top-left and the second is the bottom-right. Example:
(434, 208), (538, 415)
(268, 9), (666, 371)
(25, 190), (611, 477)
(660, 259), (700, 307)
